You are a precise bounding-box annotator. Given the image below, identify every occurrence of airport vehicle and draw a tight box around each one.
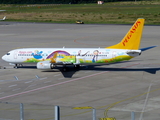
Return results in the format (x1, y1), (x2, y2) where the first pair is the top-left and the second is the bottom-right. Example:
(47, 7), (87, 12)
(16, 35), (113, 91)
(0, 16), (6, 21)
(2, 18), (156, 71)
(76, 20), (84, 24)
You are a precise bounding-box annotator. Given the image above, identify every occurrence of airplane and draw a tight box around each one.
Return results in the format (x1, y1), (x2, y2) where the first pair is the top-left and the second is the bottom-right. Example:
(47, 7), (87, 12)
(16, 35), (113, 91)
(2, 18), (156, 71)
(0, 16), (6, 21)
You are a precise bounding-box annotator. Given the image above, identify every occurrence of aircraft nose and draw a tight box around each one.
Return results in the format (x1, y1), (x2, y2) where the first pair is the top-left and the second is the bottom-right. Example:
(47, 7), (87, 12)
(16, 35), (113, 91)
(2, 55), (7, 61)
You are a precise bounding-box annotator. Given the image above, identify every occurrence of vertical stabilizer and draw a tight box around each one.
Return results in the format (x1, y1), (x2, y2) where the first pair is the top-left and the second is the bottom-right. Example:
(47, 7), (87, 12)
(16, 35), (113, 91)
(107, 18), (145, 50)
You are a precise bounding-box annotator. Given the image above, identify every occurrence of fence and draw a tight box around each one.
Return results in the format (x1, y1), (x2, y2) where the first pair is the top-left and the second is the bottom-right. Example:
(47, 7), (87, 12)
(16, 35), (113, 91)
(0, 102), (159, 120)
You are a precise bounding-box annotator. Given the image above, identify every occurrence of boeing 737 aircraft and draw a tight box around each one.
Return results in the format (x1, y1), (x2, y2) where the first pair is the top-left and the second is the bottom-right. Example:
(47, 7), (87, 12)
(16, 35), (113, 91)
(2, 18), (156, 71)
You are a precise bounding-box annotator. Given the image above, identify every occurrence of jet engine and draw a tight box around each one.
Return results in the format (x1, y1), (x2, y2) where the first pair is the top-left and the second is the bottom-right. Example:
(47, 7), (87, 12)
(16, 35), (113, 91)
(37, 61), (55, 69)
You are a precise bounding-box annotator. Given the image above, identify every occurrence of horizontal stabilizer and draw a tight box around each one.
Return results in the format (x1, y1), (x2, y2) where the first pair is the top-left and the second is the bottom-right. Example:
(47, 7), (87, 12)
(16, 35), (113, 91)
(140, 46), (157, 51)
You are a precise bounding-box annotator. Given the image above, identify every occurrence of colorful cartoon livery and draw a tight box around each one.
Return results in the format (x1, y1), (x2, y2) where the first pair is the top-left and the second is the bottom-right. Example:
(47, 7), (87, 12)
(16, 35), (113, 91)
(2, 18), (156, 71)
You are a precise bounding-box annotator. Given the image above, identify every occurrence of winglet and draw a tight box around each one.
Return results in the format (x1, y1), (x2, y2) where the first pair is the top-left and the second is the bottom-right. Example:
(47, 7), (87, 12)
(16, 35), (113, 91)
(106, 18), (145, 50)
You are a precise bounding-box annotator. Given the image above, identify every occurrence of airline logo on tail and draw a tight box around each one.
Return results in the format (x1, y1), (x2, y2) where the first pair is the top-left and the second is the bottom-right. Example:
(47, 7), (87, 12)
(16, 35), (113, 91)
(107, 18), (145, 50)
(122, 20), (141, 46)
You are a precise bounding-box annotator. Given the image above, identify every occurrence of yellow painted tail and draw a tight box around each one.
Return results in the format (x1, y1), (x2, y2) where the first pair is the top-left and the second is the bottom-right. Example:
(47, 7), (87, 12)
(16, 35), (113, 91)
(106, 18), (145, 50)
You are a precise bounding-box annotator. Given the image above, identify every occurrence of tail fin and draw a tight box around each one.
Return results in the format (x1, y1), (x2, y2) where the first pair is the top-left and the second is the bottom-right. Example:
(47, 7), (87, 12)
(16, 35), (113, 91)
(106, 18), (145, 50)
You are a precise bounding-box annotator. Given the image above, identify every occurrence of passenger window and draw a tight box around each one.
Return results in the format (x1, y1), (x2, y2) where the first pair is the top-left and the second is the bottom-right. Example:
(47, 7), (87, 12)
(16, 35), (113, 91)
(7, 53), (10, 55)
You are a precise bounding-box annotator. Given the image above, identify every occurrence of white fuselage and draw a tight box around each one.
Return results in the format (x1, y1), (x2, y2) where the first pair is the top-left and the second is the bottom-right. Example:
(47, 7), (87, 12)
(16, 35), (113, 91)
(2, 48), (141, 65)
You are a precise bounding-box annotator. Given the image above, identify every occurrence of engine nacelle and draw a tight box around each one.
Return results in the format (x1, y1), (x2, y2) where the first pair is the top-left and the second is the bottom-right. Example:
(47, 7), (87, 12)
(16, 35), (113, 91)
(37, 61), (55, 70)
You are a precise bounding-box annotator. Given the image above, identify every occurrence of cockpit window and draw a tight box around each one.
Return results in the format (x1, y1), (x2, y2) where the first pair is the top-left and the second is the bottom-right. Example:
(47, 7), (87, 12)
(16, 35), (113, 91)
(6, 53), (10, 55)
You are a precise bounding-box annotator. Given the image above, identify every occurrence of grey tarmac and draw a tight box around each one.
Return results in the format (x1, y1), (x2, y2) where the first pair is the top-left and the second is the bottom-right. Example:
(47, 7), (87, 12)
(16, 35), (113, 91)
(0, 22), (160, 120)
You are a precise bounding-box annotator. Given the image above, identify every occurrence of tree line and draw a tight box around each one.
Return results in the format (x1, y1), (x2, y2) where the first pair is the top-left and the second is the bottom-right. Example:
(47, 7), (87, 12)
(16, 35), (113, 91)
(0, 0), (142, 4)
